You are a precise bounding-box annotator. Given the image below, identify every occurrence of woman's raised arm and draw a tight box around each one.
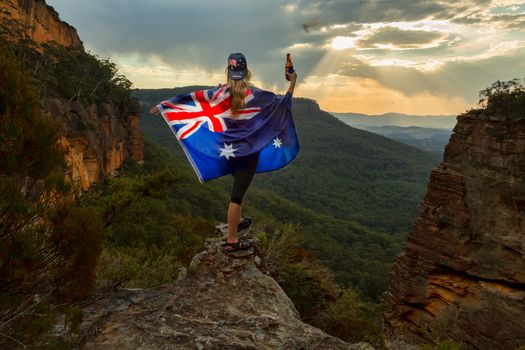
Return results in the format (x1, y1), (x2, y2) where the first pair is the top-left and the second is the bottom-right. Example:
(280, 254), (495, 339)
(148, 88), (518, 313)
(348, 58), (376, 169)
(286, 71), (297, 96)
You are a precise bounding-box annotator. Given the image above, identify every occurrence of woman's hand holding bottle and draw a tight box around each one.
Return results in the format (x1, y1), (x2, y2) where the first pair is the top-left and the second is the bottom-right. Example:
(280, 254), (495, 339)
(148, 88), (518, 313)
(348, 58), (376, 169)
(285, 53), (297, 95)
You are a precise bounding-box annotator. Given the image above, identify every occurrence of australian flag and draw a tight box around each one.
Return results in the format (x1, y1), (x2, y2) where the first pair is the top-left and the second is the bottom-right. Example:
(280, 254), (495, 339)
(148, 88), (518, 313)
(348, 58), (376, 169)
(157, 84), (300, 182)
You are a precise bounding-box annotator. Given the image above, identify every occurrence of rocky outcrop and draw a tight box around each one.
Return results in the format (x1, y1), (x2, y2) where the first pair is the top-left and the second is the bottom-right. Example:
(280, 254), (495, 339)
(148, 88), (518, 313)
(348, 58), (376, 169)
(292, 97), (321, 114)
(76, 225), (374, 350)
(0, 0), (82, 48)
(383, 111), (525, 349)
(45, 99), (143, 191)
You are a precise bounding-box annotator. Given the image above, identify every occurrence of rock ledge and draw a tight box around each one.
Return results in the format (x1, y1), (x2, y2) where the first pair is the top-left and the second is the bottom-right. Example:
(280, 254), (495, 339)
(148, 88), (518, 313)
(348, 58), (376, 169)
(78, 225), (374, 350)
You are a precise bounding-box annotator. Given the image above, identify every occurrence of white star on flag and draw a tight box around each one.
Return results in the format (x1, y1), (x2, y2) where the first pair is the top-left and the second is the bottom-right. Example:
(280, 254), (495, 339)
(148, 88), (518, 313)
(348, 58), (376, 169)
(219, 143), (237, 159)
(272, 137), (283, 148)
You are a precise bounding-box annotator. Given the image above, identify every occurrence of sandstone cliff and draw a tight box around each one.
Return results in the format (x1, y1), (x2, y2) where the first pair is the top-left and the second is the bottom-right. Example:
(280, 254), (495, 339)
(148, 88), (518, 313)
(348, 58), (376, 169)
(45, 99), (144, 191)
(2, 0), (144, 190)
(0, 0), (82, 48)
(75, 225), (375, 350)
(383, 111), (525, 349)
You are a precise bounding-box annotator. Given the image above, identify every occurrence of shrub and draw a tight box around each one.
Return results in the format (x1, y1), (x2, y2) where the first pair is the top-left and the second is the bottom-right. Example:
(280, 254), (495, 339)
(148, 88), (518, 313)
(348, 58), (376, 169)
(419, 339), (463, 350)
(315, 288), (385, 347)
(96, 245), (183, 289)
(477, 78), (525, 120)
(257, 223), (385, 348)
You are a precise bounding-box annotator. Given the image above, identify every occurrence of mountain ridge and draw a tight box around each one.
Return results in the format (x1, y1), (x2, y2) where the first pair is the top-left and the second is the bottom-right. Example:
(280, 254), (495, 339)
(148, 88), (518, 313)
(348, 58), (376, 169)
(333, 111), (457, 129)
(356, 125), (452, 154)
(332, 111), (456, 118)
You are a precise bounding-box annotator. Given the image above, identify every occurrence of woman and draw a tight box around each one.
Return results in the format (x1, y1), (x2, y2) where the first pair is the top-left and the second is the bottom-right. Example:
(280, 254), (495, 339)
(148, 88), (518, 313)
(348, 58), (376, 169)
(151, 52), (298, 253)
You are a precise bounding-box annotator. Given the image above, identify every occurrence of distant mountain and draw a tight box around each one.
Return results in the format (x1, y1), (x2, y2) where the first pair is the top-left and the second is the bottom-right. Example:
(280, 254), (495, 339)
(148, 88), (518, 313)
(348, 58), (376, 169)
(332, 111), (457, 129)
(357, 125), (452, 154)
(260, 99), (442, 234)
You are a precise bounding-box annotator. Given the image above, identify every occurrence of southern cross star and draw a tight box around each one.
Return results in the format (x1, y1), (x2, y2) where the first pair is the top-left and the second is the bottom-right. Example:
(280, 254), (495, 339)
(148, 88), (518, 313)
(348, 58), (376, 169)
(272, 137), (283, 148)
(219, 143), (237, 159)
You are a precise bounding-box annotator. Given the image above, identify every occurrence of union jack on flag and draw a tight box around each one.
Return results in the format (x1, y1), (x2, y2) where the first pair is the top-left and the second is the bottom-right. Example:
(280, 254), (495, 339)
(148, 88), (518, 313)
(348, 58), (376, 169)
(158, 84), (299, 182)
(160, 85), (261, 140)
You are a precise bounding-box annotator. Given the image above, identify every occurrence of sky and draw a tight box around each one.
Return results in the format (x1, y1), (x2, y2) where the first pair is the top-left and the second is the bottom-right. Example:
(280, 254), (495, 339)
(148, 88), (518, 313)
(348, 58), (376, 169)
(46, 0), (525, 115)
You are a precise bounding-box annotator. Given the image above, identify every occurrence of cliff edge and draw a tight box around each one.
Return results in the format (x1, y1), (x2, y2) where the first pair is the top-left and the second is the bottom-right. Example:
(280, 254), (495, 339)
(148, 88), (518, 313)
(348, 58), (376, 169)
(76, 225), (374, 350)
(0, 0), (82, 48)
(383, 110), (525, 349)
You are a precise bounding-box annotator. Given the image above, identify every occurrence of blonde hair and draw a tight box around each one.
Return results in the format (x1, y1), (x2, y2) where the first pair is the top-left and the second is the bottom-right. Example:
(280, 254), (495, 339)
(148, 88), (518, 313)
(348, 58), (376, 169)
(226, 68), (252, 117)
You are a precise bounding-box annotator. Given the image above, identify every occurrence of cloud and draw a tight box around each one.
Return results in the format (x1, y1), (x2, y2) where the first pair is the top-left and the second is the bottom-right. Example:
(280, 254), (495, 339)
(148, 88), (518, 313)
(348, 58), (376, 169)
(356, 26), (448, 49)
(49, 0), (342, 89)
(47, 0), (525, 114)
(483, 13), (525, 30)
(338, 44), (525, 100)
(294, 0), (493, 26)
(296, 0), (445, 25)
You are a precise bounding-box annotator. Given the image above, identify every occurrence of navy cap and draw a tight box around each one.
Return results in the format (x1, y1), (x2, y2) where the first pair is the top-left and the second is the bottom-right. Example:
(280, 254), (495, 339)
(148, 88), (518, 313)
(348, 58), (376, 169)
(227, 52), (247, 80)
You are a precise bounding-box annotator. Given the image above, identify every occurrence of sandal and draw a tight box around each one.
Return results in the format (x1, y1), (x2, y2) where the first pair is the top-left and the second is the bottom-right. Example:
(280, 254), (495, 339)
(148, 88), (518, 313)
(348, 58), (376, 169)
(237, 216), (252, 231)
(221, 238), (253, 253)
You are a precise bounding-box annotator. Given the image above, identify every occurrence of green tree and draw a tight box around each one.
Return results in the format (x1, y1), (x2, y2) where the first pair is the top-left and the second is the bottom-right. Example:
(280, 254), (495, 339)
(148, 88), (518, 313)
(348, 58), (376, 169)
(0, 43), (105, 349)
(258, 223), (385, 348)
(477, 78), (525, 120)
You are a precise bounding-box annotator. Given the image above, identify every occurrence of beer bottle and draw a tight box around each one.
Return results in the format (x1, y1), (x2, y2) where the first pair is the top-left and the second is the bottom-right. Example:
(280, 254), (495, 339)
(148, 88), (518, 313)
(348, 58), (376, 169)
(285, 53), (294, 81)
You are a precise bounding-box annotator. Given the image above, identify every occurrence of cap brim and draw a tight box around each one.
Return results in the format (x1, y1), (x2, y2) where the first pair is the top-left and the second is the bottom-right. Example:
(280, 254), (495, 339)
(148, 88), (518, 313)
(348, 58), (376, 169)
(228, 70), (246, 80)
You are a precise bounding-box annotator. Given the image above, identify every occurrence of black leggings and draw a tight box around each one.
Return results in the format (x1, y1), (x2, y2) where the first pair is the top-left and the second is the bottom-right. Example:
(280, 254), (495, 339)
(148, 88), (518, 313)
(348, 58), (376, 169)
(230, 153), (259, 205)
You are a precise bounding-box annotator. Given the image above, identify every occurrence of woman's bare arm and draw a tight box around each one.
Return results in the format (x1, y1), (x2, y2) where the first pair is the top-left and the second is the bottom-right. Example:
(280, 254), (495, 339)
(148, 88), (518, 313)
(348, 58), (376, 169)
(286, 71), (297, 96)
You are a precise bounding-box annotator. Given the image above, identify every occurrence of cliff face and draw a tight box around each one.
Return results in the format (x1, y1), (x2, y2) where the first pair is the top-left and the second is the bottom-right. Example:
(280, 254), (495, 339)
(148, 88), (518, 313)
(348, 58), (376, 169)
(45, 99), (144, 191)
(383, 111), (525, 349)
(1, 0), (144, 190)
(0, 0), (82, 48)
(75, 225), (374, 350)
